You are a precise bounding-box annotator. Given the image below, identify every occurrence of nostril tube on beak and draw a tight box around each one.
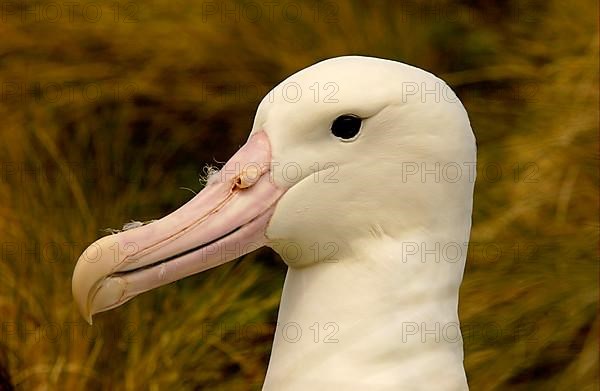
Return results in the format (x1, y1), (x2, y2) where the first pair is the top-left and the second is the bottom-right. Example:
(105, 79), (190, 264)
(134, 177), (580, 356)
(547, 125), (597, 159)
(234, 165), (261, 189)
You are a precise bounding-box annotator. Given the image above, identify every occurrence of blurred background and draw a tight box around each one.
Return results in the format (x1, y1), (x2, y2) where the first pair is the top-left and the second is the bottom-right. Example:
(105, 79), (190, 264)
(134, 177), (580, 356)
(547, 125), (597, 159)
(0, 0), (598, 389)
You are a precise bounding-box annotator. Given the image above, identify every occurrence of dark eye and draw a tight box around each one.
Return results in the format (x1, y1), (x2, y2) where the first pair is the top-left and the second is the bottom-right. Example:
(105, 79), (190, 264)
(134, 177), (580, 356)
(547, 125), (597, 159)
(331, 114), (362, 140)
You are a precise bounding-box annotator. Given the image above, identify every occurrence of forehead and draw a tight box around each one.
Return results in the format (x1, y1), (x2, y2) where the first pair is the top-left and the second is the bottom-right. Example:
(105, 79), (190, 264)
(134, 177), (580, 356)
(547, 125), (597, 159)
(252, 56), (441, 130)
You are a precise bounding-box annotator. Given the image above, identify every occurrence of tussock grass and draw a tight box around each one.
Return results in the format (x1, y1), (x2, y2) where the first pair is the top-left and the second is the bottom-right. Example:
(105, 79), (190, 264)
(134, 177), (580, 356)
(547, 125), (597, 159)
(0, 0), (597, 389)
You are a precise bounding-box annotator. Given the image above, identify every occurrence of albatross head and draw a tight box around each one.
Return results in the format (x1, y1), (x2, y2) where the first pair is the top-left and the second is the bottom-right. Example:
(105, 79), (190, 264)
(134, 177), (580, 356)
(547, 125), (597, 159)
(72, 56), (476, 387)
(261, 57), (475, 267)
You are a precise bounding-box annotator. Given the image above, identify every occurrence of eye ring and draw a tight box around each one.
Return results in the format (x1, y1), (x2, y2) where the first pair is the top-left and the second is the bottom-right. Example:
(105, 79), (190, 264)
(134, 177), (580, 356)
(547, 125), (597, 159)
(331, 114), (362, 141)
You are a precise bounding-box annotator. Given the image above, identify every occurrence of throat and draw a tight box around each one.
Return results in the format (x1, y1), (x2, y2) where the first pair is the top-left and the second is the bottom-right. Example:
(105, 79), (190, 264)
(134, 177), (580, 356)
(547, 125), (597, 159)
(263, 240), (469, 391)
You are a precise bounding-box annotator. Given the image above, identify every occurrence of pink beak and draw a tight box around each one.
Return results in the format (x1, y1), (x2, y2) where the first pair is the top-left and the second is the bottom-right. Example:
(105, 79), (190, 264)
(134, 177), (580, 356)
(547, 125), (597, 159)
(72, 131), (285, 323)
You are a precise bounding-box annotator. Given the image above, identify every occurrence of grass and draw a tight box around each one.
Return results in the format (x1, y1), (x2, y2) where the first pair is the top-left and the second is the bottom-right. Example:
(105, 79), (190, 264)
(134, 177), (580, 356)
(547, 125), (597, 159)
(0, 0), (598, 389)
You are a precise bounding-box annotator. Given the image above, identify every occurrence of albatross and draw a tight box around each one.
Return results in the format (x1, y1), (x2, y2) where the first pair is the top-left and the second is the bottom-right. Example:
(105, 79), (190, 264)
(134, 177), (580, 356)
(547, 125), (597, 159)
(72, 56), (476, 390)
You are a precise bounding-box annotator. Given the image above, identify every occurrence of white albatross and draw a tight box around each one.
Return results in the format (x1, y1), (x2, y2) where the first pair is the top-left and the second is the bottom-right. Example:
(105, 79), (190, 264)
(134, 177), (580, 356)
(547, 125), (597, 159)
(72, 56), (476, 390)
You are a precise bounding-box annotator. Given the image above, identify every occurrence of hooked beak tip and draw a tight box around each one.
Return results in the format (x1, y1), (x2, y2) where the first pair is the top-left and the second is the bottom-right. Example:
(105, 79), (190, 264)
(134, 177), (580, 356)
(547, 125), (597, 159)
(73, 286), (93, 325)
(72, 253), (96, 325)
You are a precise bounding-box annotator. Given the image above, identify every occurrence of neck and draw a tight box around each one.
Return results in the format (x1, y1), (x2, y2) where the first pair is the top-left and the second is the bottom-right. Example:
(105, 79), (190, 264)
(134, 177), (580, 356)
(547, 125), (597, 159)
(263, 237), (469, 391)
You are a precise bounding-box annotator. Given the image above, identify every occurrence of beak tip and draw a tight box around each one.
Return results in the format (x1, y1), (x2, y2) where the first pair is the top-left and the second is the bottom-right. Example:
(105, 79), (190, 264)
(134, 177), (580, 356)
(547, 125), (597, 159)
(72, 265), (94, 325)
(73, 291), (93, 325)
(72, 236), (114, 327)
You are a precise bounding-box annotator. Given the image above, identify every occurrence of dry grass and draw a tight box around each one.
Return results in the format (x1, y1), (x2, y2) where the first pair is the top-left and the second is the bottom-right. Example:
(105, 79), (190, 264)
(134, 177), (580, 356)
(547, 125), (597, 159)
(0, 0), (597, 389)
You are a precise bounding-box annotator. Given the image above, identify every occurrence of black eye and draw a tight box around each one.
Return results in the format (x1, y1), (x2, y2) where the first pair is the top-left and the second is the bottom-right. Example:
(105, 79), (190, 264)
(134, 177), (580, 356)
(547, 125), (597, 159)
(331, 114), (362, 140)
